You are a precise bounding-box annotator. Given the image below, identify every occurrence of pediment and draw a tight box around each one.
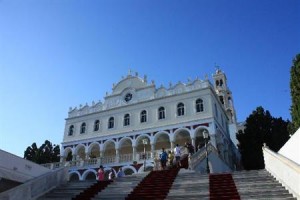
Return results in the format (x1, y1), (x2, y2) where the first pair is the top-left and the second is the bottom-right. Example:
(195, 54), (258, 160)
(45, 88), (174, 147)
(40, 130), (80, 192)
(112, 75), (147, 95)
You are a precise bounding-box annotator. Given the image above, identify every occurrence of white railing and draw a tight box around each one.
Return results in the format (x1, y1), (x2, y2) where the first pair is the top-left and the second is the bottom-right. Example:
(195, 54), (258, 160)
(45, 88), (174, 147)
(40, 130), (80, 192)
(189, 143), (219, 170)
(41, 152), (160, 170)
(263, 146), (300, 199)
(119, 153), (133, 162)
(137, 151), (152, 161)
(0, 167), (69, 200)
(102, 156), (116, 164)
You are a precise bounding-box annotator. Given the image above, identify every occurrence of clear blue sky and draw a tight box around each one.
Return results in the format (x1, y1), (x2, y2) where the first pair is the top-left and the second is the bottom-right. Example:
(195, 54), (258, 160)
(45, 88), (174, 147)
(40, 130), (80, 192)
(1, 0), (299, 157)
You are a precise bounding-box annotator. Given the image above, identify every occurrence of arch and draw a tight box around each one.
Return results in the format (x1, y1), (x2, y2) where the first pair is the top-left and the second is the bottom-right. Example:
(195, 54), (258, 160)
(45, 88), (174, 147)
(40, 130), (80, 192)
(153, 131), (171, 151)
(82, 169), (97, 180)
(138, 162), (154, 173)
(63, 147), (73, 161)
(173, 128), (191, 146)
(122, 165), (137, 175)
(69, 171), (81, 181)
(194, 127), (210, 151)
(88, 142), (100, 158)
(74, 144), (86, 160)
(103, 140), (116, 157)
(135, 134), (151, 154)
(118, 137), (133, 161)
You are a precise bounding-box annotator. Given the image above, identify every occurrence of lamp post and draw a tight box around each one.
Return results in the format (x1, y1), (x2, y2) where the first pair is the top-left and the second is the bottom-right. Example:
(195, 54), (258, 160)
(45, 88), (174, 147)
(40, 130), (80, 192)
(142, 138), (148, 171)
(202, 130), (210, 174)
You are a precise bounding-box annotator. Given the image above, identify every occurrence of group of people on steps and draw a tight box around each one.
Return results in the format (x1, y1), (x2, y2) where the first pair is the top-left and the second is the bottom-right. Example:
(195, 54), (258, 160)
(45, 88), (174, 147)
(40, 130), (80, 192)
(97, 141), (195, 180)
(97, 166), (125, 181)
(159, 141), (195, 170)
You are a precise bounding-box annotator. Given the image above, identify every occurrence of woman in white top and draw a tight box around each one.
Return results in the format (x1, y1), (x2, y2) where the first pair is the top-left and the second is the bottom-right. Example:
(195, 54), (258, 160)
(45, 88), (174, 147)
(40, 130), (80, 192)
(174, 144), (181, 168)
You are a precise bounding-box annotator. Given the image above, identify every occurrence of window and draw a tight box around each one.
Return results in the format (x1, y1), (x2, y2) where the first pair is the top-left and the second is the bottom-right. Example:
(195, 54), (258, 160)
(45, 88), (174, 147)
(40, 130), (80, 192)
(140, 110), (147, 123)
(80, 123), (86, 134)
(94, 120), (100, 131)
(68, 125), (74, 136)
(158, 107), (165, 119)
(219, 96), (224, 105)
(124, 114), (130, 126)
(108, 117), (114, 129)
(196, 99), (204, 112)
(177, 103), (185, 116)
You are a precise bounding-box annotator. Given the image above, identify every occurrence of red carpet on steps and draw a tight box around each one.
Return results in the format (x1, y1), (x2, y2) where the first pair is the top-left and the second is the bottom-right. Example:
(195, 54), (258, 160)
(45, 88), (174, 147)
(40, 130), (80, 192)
(209, 173), (240, 200)
(72, 180), (112, 200)
(125, 167), (180, 200)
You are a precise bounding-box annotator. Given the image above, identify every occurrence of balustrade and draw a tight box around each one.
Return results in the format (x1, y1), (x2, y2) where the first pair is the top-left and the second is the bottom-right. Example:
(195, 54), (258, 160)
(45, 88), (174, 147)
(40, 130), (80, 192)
(119, 153), (133, 162)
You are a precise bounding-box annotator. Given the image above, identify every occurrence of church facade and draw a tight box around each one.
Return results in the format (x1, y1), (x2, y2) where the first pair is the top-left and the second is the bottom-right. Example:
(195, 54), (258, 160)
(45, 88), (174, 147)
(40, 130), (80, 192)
(60, 69), (239, 180)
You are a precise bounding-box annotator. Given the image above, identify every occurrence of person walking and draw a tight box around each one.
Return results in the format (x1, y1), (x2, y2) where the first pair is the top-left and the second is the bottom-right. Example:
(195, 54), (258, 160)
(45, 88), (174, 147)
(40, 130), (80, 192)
(174, 144), (181, 168)
(159, 148), (168, 170)
(97, 165), (105, 181)
(168, 150), (174, 167)
(117, 167), (125, 178)
(108, 169), (115, 180)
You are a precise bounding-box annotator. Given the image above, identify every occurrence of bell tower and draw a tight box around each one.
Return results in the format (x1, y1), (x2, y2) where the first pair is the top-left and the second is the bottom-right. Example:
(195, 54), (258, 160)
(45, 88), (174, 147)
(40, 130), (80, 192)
(213, 68), (237, 123)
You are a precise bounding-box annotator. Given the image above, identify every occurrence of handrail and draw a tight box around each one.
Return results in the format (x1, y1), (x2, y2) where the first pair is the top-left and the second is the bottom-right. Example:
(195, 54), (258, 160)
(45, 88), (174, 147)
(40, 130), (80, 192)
(263, 146), (300, 199)
(189, 143), (220, 170)
(0, 166), (69, 200)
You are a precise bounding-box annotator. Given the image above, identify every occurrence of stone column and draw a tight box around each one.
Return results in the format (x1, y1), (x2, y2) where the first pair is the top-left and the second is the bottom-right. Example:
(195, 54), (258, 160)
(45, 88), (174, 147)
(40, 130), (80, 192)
(100, 151), (104, 165)
(191, 138), (195, 148)
(115, 148), (120, 163)
(151, 143), (155, 159)
(170, 141), (174, 151)
(85, 150), (89, 160)
(132, 146), (137, 161)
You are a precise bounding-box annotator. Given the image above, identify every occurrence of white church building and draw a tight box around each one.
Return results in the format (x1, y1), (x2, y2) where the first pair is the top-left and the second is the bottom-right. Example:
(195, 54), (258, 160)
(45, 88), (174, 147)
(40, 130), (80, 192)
(58, 69), (240, 180)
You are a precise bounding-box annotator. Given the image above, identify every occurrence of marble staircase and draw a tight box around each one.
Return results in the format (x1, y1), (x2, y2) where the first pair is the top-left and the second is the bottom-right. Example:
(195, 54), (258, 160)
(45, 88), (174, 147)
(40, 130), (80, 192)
(92, 172), (148, 200)
(37, 169), (296, 200)
(232, 170), (296, 199)
(37, 180), (97, 200)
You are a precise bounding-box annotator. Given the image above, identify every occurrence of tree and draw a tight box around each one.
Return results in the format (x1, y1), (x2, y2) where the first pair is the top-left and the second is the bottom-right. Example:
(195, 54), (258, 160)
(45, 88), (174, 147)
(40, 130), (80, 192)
(237, 107), (290, 170)
(290, 54), (300, 132)
(24, 140), (60, 164)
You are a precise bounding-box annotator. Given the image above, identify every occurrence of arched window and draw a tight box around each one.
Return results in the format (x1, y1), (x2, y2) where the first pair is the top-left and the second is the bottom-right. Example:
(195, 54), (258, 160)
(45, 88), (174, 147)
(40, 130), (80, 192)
(140, 110), (147, 123)
(220, 79), (223, 86)
(158, 107), (165, 120)
(94, 120), (100, 131)
(177, 103), (184, 116)
(80, 123), (86, 134)
(196, 98), (204, 112)
(108, 117), (114, 129)
(68, 125), (74, 136)
(124, 114), (130, 126)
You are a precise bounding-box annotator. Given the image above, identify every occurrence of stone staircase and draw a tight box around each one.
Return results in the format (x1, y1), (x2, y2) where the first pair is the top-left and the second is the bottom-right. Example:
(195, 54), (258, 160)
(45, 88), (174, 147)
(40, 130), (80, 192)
(92, 172), (148, 200)
(72, 180), (112, 200)
(37, 169), (296, 200)
(37, 180), (97, 200)
(166, 169), (209, 199)
(232, 170), (296, 200)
